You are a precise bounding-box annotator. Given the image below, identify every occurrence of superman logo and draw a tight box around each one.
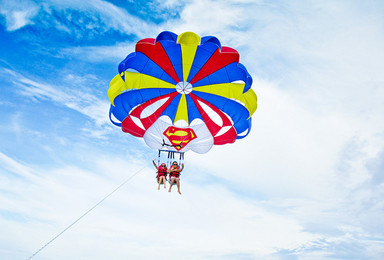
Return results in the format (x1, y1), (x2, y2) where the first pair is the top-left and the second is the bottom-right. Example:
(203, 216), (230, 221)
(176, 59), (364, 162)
(163, 126), (197, 151)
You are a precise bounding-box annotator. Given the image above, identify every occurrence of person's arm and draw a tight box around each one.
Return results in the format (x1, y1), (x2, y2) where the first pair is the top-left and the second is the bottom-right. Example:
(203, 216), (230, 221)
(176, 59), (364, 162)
(152, 159), (158, 169)
(180, 164), (184, 172)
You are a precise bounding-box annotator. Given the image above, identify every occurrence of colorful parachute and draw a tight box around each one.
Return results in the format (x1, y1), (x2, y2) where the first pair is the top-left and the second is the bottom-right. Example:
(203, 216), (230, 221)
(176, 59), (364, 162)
(108, 31), (257, 154)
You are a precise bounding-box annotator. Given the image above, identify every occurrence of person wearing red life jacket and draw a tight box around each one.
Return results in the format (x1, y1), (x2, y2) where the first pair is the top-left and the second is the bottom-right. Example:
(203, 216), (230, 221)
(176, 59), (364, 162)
(152, 159), (168, 190)
(168, 161), (184, 195)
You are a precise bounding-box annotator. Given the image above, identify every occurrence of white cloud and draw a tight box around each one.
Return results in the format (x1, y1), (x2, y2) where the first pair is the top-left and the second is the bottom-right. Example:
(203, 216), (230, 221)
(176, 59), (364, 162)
(189, 80), (350, 199)
(41, 0), (156, 37)
(0, 0), (159, 37)
(163, 0), (245, 38)
(0, 151), (321, 259)
(2, 68), (110, 128)
(58, 42), (137, 63)
(0, 0), (39, 31)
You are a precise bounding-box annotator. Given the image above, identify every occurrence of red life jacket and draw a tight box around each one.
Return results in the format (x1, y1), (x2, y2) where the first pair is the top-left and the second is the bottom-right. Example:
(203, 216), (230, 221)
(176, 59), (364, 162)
(170, 166), (180, 178)
(157, 165), (167, 177)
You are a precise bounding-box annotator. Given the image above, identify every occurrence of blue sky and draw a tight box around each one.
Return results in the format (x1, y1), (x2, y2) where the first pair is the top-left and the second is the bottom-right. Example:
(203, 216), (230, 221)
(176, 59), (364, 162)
(1, 0), (384, 259)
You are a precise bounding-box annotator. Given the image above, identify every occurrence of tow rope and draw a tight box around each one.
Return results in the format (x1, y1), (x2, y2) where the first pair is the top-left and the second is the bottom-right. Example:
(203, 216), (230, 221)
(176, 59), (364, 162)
(26, 166), (146, 260)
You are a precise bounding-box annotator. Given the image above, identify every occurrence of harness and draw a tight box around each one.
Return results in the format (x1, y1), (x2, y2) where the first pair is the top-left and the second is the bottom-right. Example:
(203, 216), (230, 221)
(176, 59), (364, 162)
(156, 150), (184, 185)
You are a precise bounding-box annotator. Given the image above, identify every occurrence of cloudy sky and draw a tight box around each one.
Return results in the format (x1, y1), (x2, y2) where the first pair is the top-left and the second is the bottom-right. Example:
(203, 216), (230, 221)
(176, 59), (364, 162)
(1, 0), (384, 259)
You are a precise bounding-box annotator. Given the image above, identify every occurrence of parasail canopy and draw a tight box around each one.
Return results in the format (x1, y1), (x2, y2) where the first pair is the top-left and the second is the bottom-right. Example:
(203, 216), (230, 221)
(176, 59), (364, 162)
(108, 31), (257, 154)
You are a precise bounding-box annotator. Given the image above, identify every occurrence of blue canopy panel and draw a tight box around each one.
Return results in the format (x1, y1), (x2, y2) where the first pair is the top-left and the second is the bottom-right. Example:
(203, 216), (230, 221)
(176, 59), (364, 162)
(118, 52), (135, 80)
(186, 94), (203, 122)
(236, 118), (252, 139)
(192, 91), (250, 135)
(237, 63), (253, 92)
(155, 31), (178, 43)
(192, 62), (250, 91)
(187, 42), (220, 83)
(200, 36), (221, 49)
(160, 94), (182, 122)
(160, 41), (183, 83)
(109, 105), (123, 126)
(118, 52), (178, 85)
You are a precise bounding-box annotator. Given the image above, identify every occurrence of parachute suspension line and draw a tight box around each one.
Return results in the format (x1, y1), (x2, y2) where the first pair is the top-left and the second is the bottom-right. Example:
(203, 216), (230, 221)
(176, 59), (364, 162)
(170, 151), (175, 165)
(161, 139), (183, 150)
(157, 150), (161, 167)
(26, 166), (146, 260)
(178, 152), (184, 166)
(179, 151), (181, 165)
(178, 152), (180, 165)
(167, 150), (171, 168)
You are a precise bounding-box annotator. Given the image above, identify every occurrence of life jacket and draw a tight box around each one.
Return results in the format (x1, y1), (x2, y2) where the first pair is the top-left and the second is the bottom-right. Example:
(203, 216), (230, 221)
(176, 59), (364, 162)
(170, 166), (180, 178)
(157, 164), (168, 177)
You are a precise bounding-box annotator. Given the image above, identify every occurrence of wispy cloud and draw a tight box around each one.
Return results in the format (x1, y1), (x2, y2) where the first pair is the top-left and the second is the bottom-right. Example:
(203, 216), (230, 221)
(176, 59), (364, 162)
(0, 0), (39, 31)
(0, 152), (36, 179)
(0, 0), (158, 38)
(46, 0), (154, 37)
(2, 68), (110, 128)
(58, 42), (137, 63)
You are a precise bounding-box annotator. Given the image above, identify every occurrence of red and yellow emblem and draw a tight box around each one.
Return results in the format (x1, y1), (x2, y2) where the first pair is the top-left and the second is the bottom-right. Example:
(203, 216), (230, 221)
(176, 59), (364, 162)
(163, 126), (197, 151)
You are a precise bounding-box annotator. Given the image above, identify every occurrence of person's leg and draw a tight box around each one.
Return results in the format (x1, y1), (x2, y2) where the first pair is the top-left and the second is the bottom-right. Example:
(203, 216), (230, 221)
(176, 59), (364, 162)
(162, 176), (167, 189)
(157, 178), (161, 190)
(169, 178), (175, 192)
(176, 178), (181, 195)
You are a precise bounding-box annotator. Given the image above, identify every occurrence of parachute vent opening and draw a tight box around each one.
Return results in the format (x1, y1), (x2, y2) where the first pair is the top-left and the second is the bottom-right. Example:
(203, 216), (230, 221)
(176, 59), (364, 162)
(128, 104), (141, 115)
(125, 68), (140, 73)
(175, 82), (193, 94)
(237, 128), (249, 137)
(230, 98), (246, 107)
(140, 97), (169, 118)
(197, 100), (223, 127)
(122, 88), (136, 94)
(110, 113), (122, 125)
(214, 126), (231, 137)
(222, 111), (234, 125)
(231, 80), (245, 84)
(131, 116), (145, 130)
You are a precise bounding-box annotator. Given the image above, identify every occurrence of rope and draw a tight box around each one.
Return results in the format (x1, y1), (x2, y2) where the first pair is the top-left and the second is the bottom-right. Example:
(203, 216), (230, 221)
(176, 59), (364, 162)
(26, 166), (146, 260)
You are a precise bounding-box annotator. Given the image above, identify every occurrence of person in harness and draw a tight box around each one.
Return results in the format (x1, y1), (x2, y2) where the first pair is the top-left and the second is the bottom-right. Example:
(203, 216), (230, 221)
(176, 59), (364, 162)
(168, 161), (184, 195)
(152, 159), (168, 190)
